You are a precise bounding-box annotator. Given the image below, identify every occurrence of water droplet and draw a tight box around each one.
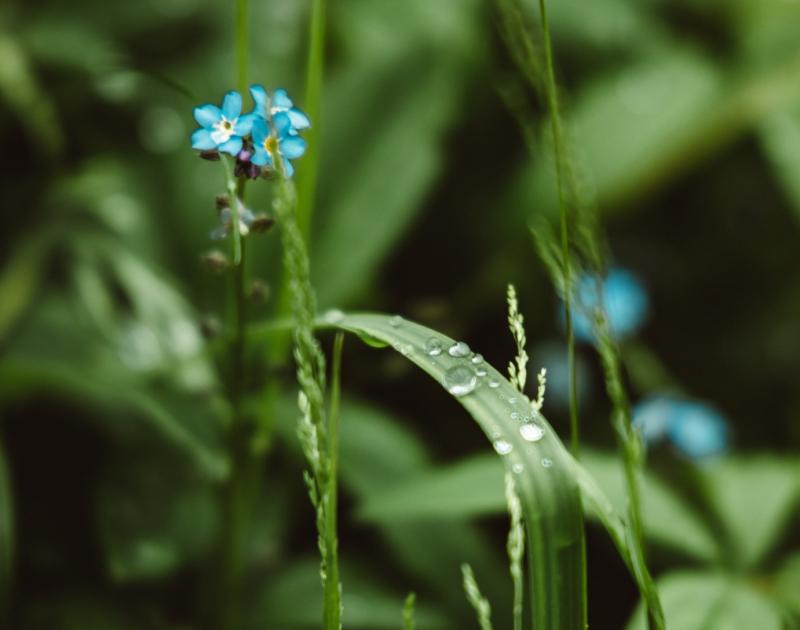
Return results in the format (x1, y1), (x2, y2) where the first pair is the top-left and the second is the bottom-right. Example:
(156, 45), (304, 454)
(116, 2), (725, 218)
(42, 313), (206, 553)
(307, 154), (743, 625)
(493, 439), (513, 455)
(448, 341), (471, 358)
(471, 354), (484, 365)
(508, 396), (518, 405)
(425, 337), (444, 357)
(389, 315), (403, 328)
(488, 379), (500, 389)
(476, 367), (487, 377)
(443, 365), (478, 397)
(323, 309), (344, 324)
(541, 458), (553, 468)
(510, 411), (522, 421)
(394, 342), (413, 357)
(520, 423), (545, 442)
(512, 463), (524, 474)
(490, 430), (502, 439)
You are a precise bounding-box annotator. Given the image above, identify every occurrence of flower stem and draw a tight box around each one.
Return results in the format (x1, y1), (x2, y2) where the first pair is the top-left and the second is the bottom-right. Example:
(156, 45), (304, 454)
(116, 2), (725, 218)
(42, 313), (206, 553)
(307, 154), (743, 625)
(235, 0), (248, 94)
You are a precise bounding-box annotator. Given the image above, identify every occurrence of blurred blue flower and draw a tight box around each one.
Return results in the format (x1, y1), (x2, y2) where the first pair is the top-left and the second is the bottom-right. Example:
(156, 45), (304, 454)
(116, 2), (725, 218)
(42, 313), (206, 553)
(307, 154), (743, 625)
(566, 268), (649, 343)
(250, 113), (307, 178)
(191, 91), (257, 156)
(249, 84), (311, 132)
(633, 395), (730, 460)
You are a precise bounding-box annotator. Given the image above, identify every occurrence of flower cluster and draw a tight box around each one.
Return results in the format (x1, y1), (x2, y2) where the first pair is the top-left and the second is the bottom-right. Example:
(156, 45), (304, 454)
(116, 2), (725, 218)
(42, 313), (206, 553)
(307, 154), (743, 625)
(191, 85), (310, 178)
(633, 395), (730, 460)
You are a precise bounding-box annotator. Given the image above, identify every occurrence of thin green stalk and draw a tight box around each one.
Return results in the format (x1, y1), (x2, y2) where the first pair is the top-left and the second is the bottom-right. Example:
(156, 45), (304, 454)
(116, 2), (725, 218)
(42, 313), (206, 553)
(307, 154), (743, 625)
(273, 168), (342, 630)
(595, 320), (665, 630)
(324, 332), (344, 630)
(269, 0), (326, 364)
(296, 0), (326, 241)
(402, 593), (416, 630)
(535, 0), (579, 458)
(235, 0), (248, 94)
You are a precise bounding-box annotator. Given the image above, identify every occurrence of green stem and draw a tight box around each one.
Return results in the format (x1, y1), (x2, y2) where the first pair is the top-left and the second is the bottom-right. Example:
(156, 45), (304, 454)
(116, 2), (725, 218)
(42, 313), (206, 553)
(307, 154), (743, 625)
(324, 332), (344, 630)
(535, 0), (579, 457)
(235, 0), (248, 94)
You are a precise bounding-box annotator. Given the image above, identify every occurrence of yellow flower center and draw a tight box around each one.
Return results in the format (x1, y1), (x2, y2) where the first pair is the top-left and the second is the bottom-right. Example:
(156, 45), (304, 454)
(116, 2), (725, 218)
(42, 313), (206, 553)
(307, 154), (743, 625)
(264, 136), (279, 154)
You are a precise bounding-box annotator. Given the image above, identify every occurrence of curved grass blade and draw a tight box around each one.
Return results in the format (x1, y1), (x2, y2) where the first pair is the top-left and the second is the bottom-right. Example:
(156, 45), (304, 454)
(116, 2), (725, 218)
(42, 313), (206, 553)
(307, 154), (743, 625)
(326, 312), (586, 630)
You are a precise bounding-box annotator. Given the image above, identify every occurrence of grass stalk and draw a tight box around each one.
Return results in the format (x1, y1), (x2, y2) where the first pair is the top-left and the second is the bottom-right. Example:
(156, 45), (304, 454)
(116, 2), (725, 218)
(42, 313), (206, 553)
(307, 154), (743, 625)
(273, 169), (342, 630)
(535, 0), (579, 458)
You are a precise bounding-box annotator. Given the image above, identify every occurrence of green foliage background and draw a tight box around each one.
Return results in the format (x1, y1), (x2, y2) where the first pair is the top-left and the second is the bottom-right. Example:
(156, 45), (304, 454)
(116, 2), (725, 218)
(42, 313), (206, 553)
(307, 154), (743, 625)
(1, 0), (799, 628)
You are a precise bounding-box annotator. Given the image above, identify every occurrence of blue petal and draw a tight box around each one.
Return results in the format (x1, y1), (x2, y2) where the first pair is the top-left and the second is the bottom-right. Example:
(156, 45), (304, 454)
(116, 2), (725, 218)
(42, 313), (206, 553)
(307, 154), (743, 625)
(249, 84), (268, 117)
(218, 136), (243, 156)
(633, 396), (680, 445)
(251, 146), (272, 167)
(272, 111), (293, 138)
(288, 107), (311, 130)
(194, 104), (222, 128)
(210, 226), (228, 240)
(191, 128), (216, 150)
(272, 88), (293, 110)
(221, 91), (243, 120)
(283, 158), (294, 178)
(235, 113), (257, 136)
(280, 135), (306, 159)
(668, 403), (729, 460)
(251, 117), (269, 145)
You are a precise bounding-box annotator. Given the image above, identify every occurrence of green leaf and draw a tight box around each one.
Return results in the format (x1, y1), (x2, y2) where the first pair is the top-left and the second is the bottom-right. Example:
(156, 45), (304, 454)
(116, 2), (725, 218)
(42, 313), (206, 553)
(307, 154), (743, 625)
(359, 449), (719, 562)
(699, 456), (800, 568)
(327, 313), (587, 629)
(626, 571), (784, 630)
(759, 105), (800, 224)
(774, 552), (800, 616)
(312, 0), (485, 307)
(359, 454), (504, 522)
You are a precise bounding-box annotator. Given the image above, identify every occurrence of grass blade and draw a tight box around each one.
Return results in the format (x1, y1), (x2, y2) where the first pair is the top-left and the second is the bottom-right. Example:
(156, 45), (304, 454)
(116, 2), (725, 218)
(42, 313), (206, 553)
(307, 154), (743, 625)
(326, 312), (586, 630)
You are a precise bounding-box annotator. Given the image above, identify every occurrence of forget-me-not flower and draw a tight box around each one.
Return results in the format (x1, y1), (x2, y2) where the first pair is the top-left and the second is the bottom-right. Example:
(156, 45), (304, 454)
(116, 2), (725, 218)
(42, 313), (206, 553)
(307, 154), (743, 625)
(565, 268), (649, 343)
(191, 91), (257, 156)
(633, 395), (730, 460)
(250, 113), (307, 178)
(249, 84), (311, 132)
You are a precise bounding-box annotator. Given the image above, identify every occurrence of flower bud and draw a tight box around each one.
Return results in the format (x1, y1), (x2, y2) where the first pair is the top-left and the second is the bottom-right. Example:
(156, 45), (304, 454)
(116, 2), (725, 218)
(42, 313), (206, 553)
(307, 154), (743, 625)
(215, 194), (229, 210)
(199, 150), (220, 161)
(201, 250), (229, 272)
(250, 213), (275, 233)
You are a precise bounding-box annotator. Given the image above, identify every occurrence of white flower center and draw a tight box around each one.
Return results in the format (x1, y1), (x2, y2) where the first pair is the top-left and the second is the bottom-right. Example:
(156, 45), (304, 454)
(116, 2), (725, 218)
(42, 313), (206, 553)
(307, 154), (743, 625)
(211, 117), (237, 144)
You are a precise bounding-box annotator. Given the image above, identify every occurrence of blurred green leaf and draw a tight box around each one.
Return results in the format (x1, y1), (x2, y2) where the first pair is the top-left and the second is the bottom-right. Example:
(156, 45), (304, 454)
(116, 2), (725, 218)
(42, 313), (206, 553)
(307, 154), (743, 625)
(626, 571), (783, 630)
(699, 456), (800, 568)
(95, 440), (219, 582)
(759, 106), (800, 224)
(0, 235), (48, 344)
(359, 449), (719, 562)
(313, 0), (485, 307)
(247, 557), (448, 630)
(773, 552), (800, 617)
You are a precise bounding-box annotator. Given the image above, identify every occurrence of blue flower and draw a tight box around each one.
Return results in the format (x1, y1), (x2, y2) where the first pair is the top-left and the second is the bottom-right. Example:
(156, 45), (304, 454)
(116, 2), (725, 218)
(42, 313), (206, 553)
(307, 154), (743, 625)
(250, 113), (307, 178)
(566, 268), (649, 343)
(249, 84), (311, 132)
(633, 395), (730, 460)
(191, 91), (257, 156)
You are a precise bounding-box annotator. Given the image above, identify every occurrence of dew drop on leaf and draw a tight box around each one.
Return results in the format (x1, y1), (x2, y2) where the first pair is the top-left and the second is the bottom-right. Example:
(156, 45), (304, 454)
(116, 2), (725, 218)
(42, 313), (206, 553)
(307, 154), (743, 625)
(471, 354), (484, 365)
(493, 439), (513, 455)
(389, 315), (403, 328)
(520, 423), (545, 442)
(425, 337), (444, 356)
(323, 309), (344, 324)
(443, 365), (478, 397)
(488, 378), (500, 389)
(448, 341), (471, 358)
(541, 458), (553, 468)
